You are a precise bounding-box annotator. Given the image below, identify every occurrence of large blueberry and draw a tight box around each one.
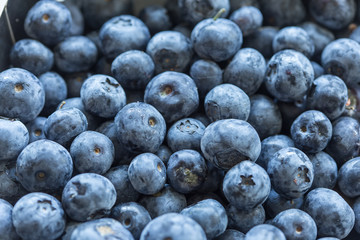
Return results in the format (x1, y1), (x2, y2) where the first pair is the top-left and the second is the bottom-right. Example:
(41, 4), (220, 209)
(12, 192), (66, 240)
(70, 218), (134, 240)
(257, 135), (294, 170)
(10, 39), (54, 76)
(114, 102), (166, 153)
(111, 202), (151, 240)
(146, 31), (193, 74)
(306, 75), (348, 120)
(43, 107), (88, 147)
(267, 147), (314, 199)
(290, 110), (332, 153)
(302, 188), (355, 239)
(99, 15), (150, 59)
(104, 165), (140, 204)
(139, 184), (187, 218)
(223, 48), (266, 96)
(0, 118), (29, 163)
(62, 173), (117, 222)
(204, 83), (250, 122)
(264, 50), (314, 102)
(144, 71), (199, 123)
(321, 38), (360, 87)
(226, 204), (265, 233)
(80, 74), (126, 119)
(139, 213), (206, 240)
(180, 199), (227, 239)
(111, 50), (155, 90)
(70, 131), (114, 174)
(247, 94), (282, 139)
(16, 139), (73, 193)
(167, 149), (207, 194)
(0, 68), (45, 123)
(128, 153), (166, 195)
(191, 17), (242, 62)
(272, 209), (317, 240)
(24, 0), (72, 46)
(223, 160), (271, 210)
(201, 119), (261, 170)
(54, 36), (98, 73)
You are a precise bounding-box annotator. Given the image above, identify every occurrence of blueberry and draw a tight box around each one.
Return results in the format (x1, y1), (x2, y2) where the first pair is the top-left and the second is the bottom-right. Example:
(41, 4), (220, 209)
(223, 160), (271, 210)
(139, 184), (187, 218)
(24, 0), (72, 46)
(226, 204), (265, 233)
(244, 224), (286, 240)
(139, 213), (206, 240)
(257, 135), (294, 169)
(155, 145), (173, 165)
(111, 50), (155, 90)
(243, 26), (278, 59)
(310, 61), (325, 79)
(229, 6), (263, 36)
(57, 97), (100, 131)
(214, 229), (245, 240)
(25, 117), (46, 143)
(178, 0), (230, 26)
(81, 0), (132, 30)
(62, 173), (117, 221)
(70, 218), (134, 240)
(181, 199), (228, 239)
(325, 116), (360, 165)
(144, 71), (199, 123)
(223, 48), (266, 96)
(264, 49), (314, 102)
(166, 118), (205, 152)
(80, 74), (126, 119)
(0, 199), (20, 240)
(201, 119), (261, 170)
(272, 26), (315, 59)
(62, 1), (84, 36)
(189, 59), (223, 100)
(104, 165), (140, 204)
(299, 21), (335, 61)
(290, 110), (332, 153)
(99, 15), (150, 59)
(302, 188), (355, 239)
(128, 153), (166, 195)
(0, 163), (28, 205)
(167, 149), (207, 194)
(309, 0), (356, 30)
(43, 107), (88, 147)
(321, 38), (360, 87)
(70, 131), (114, 174)
(259, 0), (305, 26)
(338, 157), (360, 198)
(308, 151), (338, 190)
(10, 39), (54, 76)
(267, 147), (314, 199)
(139, 5), (172, 35)
(64, 72), (91, 98)
(191, 17), (243, 62)
(146, 31), (193, 74)
(97, 121), (136, 165)
(0, 68), (45, 123)
(111, 202), (151, 240)
(38, 71), (67, 115)
(12, 192), (66, 240)
(264, 188), (304, 219)
(114, 102), (166, 153)
(204, 83), (250, 122)
(16, 139), (73, 193)
(54, 36), (98, 73)
(0, 117), (29, 163)
(306, 75), (348, 120)
(247, 94), (282, 139)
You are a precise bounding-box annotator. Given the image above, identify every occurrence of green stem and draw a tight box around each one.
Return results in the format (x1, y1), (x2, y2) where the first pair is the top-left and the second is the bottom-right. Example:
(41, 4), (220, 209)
(213, 8), (226, 21)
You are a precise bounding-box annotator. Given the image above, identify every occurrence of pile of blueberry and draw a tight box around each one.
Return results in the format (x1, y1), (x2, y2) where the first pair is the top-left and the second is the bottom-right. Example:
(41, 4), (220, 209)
(1, 0), (360, 239)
